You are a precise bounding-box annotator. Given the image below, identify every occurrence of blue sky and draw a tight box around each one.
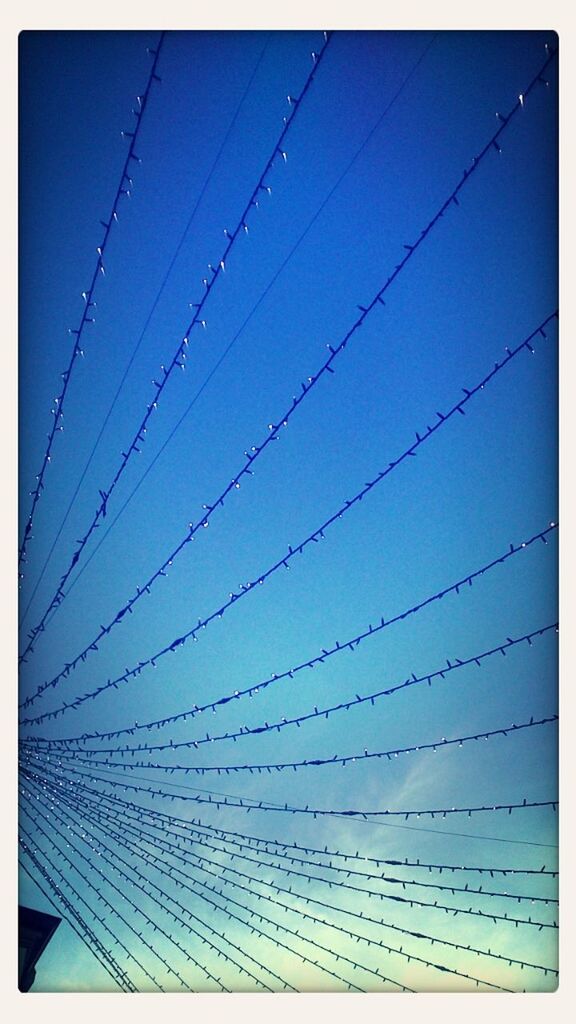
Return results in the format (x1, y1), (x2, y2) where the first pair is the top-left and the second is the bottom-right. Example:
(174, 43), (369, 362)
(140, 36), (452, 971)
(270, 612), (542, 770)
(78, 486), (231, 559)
(18, 28), (558, 993)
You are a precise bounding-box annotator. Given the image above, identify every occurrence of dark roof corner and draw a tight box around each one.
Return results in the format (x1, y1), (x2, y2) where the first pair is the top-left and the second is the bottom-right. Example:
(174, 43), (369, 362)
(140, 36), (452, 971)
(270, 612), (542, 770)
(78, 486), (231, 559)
(18, 905), (61, 992)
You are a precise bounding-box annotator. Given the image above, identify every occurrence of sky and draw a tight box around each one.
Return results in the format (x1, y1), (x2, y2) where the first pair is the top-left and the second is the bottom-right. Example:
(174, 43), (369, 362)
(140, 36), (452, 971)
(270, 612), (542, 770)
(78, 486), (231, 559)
(17, 28), (558, 994)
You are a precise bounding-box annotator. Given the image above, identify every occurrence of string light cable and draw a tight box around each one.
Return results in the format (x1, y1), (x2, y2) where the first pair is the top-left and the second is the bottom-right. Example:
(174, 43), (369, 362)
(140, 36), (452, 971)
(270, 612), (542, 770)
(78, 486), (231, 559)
(20, 784), (291, 993)
(33, 763), (556, 908)
(17, 312), (558, 724)
(26, 775), (373, 995)
(18, 32), (273, 633)
(65, 786), (518, 993)
(19, 817), (193, 991)
(94, 797), (558, 958)
(17, 42), (558, 673)
(28, 770), (407, 995)
(19, 799), (166, 991)
(25, 770), (529, 992)
(18, 34), (165, 573)
(19, 831), (140, 992)
(91, 797), (556, 982)
(24, 776), (388, 993)
(21, 781), (230, 991)
(25, 623), (558, 756)
(22, 749), (559, 849)
(28, 768), (559, 980)
(172, 816), (559, 875)
(23, 761), (559, 978)
(49, 31), (441, 603)
(20, 766), (558, 983)
(36, 39), (558, 640)
(19, 751), (559, 832)
(22, 757), (559, 875)
(24, 712), (558, 782)
(18, 32), (333, 666)
(78, 792), (558, 883)
(19, 37), (557, 663)
(19, 610), (557, 757)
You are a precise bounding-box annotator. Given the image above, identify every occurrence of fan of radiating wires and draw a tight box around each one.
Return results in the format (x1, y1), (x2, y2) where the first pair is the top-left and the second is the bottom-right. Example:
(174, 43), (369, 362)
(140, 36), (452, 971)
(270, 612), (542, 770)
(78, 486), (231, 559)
(18, 29), (559, 993)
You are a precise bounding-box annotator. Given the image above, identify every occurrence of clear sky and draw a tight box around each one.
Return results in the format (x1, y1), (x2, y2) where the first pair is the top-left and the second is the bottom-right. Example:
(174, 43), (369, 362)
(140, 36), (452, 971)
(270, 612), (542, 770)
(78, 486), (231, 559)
(18, 28), (558, 993)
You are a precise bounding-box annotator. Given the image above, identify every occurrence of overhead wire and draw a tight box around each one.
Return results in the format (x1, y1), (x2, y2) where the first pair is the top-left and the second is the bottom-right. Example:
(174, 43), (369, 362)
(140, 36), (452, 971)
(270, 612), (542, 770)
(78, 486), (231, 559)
(18, 31), (333, 665)
(21, 750), (558, 849)
(42, 771), (556, 907)
(20, 41), (557, 665)
(19, 858), (133, 992)
(48, 31), (441, 593)
(26, 619), (556, 752)
(28, 769), (532, 991)
(19, 799), (166, 991)
(38, 38), (557, 629)
(26, 767), (558, 874)
(17, 311), (558, 723)
(97, 802), (556, 979)
(18, 33), (165, 574)
(84, 803), (511, 993)
(19, 750), (559, 829)
(19, 832), (139, 992)
(25, 712), (557, 777)
(27, 776), (379, 992)
(18, 34), (558, 992)
(72, 795), (556, 877)
(19, 821), (195, 991)
(21, 783), (292, 993)
(23, 767), (557, 988)
(18, 32), (273, 633)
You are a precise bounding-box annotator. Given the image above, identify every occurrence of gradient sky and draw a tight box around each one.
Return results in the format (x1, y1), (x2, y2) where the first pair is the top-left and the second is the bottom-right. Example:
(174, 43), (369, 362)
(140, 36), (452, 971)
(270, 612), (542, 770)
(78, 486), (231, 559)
(18, 28), (558, 994)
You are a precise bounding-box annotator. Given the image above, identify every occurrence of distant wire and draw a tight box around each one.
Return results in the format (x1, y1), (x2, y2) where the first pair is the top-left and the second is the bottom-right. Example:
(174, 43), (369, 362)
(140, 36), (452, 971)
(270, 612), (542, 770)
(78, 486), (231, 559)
(18, 33), (273, 633)
(50, 31), (441, 596)
(18, 32), (332, 666)
(33, 713), (557, 777)
(17, 308), (558, 721)
(18, 34), (165, 574)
